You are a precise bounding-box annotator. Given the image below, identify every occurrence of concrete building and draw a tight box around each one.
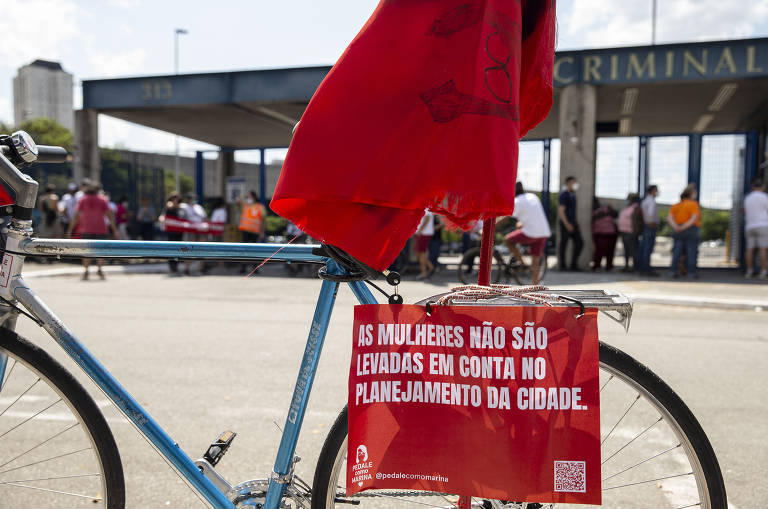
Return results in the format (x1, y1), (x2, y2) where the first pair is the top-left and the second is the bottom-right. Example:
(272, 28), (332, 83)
(13, 60), (74, 131)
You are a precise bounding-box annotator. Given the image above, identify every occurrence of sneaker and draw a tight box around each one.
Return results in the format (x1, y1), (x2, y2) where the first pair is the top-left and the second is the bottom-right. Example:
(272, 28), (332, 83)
(759, 271), (768, 280)
(745, 272), (753, 279)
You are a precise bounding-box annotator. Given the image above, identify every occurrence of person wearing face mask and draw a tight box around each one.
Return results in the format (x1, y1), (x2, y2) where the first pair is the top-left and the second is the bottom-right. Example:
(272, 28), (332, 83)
(667, 184), (701, 279)
(557, 175), (583, 271)
(238, 190), (267, 243)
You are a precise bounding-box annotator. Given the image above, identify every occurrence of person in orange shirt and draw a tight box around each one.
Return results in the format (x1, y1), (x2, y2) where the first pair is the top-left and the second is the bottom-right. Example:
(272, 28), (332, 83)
(667, 185), (701, 279)
(238, 191), (267, 243)
(238, 190), (267, 274)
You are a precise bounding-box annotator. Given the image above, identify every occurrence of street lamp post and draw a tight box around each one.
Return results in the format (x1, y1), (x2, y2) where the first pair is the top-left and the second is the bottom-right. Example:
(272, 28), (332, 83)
(174, 28), (188, 193)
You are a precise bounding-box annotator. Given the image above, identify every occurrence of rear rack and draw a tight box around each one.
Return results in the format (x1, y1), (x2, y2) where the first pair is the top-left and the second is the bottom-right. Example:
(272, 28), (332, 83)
(415, 289), (633, 332)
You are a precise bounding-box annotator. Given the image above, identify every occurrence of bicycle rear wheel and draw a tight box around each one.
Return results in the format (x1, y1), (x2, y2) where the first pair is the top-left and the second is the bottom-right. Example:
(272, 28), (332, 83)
(510, 244), (549, 285)
(312, 342), (726, 509)
(0, 329), (125, 508)
(457, 247), (504, 285)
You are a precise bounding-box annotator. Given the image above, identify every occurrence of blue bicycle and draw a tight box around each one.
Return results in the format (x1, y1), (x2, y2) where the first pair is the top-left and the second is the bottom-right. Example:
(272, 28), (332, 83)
(0, 131), (726, 508)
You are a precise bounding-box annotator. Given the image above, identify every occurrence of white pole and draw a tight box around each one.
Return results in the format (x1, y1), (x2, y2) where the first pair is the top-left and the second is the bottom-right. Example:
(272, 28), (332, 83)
(174, 28), (187, 193)
(651, 0), (657, 45)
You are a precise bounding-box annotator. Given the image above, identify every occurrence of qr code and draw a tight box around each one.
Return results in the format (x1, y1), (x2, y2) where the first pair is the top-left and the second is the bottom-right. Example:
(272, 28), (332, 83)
(554, 460), (586, 493)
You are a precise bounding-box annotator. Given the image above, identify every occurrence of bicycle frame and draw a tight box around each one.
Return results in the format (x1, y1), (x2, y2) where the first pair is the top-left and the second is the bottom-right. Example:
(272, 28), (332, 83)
(0, 234), (379, 509)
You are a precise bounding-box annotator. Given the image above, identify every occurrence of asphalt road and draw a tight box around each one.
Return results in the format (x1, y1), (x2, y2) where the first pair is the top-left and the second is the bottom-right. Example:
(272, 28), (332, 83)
(8, 269), (766, 508)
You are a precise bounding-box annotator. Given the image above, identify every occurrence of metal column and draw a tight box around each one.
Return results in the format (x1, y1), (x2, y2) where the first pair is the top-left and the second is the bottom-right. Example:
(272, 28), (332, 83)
(637, 136), (649, 198)
(542, 139), (552, 222)
(259, 148), (267, 205)
(195, 150), (204, 202)
(687, 133), (702, 191)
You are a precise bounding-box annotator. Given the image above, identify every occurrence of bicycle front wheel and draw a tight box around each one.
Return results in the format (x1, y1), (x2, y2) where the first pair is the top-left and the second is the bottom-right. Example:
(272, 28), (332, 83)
(0, 329), (125, 508)
(457, 247), (504, 285)
(312, 342), (726, 509)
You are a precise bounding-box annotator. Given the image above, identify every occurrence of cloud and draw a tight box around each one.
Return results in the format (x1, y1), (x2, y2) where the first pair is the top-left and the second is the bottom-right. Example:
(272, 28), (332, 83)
(0, 0), (80, 69)
(87, 48), (148, 78)
(560, 0), (768, 48)
(108, 0), (141, 7)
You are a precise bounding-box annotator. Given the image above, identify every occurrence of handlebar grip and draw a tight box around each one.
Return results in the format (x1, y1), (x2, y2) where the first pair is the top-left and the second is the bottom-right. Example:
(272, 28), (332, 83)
(36, 145), (68, 163)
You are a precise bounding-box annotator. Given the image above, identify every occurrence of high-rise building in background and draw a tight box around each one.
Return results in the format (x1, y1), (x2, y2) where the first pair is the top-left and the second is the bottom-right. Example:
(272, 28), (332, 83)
(13, 60), (74, 131)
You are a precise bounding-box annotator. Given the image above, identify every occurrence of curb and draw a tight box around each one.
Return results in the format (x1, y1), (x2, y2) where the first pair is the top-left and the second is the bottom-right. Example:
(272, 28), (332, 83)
(626, 293), (767, 311)
(23, 265), (767, 311)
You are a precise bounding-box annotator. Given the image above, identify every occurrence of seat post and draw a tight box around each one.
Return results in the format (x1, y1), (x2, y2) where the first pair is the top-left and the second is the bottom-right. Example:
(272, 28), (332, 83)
(477, 216), (496, 286)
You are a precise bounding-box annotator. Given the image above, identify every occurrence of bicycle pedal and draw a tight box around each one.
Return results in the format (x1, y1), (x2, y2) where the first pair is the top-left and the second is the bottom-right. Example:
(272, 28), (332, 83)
(203, 430), (237, 467)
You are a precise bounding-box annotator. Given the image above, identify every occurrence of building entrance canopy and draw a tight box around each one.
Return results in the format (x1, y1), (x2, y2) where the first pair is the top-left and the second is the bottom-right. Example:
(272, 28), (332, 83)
(81, 38), (768, 148)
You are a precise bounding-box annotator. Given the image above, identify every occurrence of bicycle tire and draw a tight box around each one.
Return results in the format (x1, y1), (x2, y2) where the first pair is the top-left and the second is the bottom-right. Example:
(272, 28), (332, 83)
(312, 342), (726, 509)
(0, 328), (125, 508)
(457, 247), (504, 285)
(510, 244), (549, 286)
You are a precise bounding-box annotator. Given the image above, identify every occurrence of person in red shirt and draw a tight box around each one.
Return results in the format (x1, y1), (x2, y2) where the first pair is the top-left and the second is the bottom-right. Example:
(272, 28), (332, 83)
(66, 183), (118, 280)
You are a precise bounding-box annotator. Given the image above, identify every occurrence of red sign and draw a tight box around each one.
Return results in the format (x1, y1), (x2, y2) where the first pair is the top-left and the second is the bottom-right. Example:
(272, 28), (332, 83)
(348, 304), (600, 505)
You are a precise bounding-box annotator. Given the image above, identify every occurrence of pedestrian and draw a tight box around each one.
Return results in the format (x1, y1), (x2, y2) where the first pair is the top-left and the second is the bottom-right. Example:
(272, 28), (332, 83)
(427, 214), (444, 275)
(37, 183), (60, 239)
(504, 182), (550, 284)
(414, 209), (434, 280)
(591, 197), (618, 271)
(238, 191), (267, 274)
(743, 178), (768, 279)
(160, 193), (184, 275)
(136, 197), (156, 240)
(238, 191), (266, 243)
(638, 184), (660, 276)
(557, 175), (583, 271)
(115, 195), (130, 239)
(66, 182), (118, 280)
(667, 185), (701, 279)
(617, 193), (643, 272)
(58, 182), (79, 235)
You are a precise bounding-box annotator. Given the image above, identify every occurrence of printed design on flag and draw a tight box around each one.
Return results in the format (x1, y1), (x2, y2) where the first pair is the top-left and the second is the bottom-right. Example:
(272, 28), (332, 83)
(554, 460), (587, 493)
(420, 80), (520, 123)
(483, 10), (521, 104)
(351, 444), (374, 487)
(423, 2), (521, 119)
(427, 2), (485, 38)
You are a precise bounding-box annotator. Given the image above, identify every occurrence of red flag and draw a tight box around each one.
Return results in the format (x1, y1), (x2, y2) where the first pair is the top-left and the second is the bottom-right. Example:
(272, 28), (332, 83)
(271, 0), (556, 270)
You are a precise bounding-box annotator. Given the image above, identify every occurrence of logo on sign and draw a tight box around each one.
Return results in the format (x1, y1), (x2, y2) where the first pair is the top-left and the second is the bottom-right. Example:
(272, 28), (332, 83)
(352, 444), (373, 487)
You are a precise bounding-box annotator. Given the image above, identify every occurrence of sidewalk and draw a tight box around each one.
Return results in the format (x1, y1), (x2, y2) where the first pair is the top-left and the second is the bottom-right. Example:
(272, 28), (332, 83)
(21, 260), (768, 311)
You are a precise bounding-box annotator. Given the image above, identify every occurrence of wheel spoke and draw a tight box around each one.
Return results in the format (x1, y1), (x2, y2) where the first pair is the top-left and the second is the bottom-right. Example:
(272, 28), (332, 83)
(2, 481), (103, 500)
(0, 472), (101, 484)
(601, 393), (640, 445)
(600, 374), (614, 393)
(0, 446), (93, 476)
(602, 443), (682, 482)
(0, 378), (41, 419)
(602, 471), (694, 490)
(0, 397), (61, 440)
(0, 422), (80, 469)
(601, 416), (663, 465)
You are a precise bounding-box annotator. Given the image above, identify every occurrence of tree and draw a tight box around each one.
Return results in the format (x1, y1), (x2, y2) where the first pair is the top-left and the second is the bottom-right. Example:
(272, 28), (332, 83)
(16, 117), (73, 151)
(0, 121), (12, 135)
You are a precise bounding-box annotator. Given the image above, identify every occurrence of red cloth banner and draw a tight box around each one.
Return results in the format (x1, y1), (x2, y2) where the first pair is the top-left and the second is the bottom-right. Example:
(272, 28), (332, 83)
(271, 0), (556, 270)
(348, 304), (600, 505)
(162, 218), (225, 236)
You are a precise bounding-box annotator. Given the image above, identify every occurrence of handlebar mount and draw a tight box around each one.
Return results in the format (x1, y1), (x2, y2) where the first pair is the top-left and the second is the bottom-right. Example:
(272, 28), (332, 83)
(0, 131), (69, 221)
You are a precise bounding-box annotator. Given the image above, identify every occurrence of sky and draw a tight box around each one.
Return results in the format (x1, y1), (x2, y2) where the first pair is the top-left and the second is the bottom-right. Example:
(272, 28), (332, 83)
(1, 0), (767, 205)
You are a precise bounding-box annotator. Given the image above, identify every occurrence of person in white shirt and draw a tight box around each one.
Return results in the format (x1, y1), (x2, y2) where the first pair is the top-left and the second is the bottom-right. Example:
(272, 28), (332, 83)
(638, 184), (660, 276)
(744, 178), (768, 279)
(414, 210), (435, 280)
(504, 182), (551, 284)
